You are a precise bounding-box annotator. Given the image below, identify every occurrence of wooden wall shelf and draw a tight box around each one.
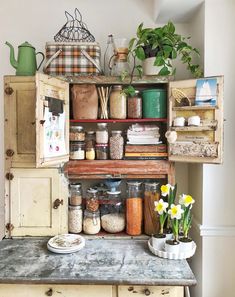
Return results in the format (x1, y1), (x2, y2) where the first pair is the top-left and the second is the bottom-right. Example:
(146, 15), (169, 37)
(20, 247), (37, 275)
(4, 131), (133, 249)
(70, 118), (167, 123)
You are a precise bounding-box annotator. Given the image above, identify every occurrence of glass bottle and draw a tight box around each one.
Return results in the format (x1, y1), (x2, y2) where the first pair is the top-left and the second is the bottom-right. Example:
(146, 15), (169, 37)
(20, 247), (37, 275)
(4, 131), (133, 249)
(111, 38), (130, 76)
(126, 181), (143, 236)
(110, 85), (127, 119)
(104, 34), (115, 76)
(144, 182), (160, 235)
(110, 130), (124, 160)
(68, 205), (83, 234)
(69, 126), (85, 141)
(127, 90), (142, 119)
(85, 131), (95, 160)
(96, 123), (109, 144)
(70, 141), (85, 160)
(83, 210), (101, 235)
(69, 183), (82, 206)
(86, 188), (99, 212)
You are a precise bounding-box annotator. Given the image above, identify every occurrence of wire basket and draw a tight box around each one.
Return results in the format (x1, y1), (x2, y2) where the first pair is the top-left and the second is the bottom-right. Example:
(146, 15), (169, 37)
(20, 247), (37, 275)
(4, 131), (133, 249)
(172, 88), (191, 106)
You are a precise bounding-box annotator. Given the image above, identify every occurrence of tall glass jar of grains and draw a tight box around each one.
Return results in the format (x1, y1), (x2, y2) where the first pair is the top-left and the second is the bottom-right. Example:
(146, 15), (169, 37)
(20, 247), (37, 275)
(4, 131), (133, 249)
(126, 181), (143, 236)
(83, 210), (101, 235)
(68, 205), (83, 233)
(127, 90), (142, 119)
(144, 182), (160, 235)
(85, 131), (96, 160)
(96, 123), (109, 144)
(110, 85), (127, 119)
(69, 183), (82, 206)
(110, 131), (124, 160)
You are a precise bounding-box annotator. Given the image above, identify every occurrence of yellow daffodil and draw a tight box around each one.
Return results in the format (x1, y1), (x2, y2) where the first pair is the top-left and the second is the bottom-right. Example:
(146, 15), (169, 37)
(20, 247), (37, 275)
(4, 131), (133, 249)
(179, 194), (195, 207)
(160, 184), (174, 197)
(154, 199), (169, 215)
(168, 204), (184, 220)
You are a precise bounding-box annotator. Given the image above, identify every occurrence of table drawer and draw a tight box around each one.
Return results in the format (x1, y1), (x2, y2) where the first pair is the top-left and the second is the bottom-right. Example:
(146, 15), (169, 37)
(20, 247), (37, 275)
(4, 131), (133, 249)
(118, 286), (183, 297)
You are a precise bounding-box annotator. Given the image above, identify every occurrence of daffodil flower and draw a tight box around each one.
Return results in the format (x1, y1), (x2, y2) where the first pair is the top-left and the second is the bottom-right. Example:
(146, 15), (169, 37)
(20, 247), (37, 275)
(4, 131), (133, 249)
(160, 184), (174, 197)
(179, 194), (195, 207)
(168, 204), (184, 220)
(154, 199), (169, 215)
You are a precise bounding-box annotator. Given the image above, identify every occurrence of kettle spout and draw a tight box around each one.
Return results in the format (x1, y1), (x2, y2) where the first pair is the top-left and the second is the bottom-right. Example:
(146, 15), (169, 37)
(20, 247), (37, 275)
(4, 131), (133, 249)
(5, 41), (18, 69)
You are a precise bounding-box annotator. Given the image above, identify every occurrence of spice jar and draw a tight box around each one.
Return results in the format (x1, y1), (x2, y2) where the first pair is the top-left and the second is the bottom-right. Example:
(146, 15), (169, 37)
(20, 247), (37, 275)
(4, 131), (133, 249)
(110, 85), (127, 119)
(70, 141), (85, 160)
(86, 188), (99, 212)
(83, 210), (101, 235)
(85, 131), (95, 160)
(126, 181), (143, 236)
(96, 123), (109, 144)
(110, 131), (124, 160)
(100, 191), (125, 233)
(144, 182), (160, 235)
(68, 205), (83, 234)
(95, 144), (109, 160)
(70, 126), (85, 141)
(69, 183), (82, 206)
(128, 90), (142, 119)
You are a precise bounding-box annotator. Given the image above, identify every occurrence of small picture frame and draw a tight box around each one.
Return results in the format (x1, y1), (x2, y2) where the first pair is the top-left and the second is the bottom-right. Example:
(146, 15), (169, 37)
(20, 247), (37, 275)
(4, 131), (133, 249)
(195, 78), (217, 106)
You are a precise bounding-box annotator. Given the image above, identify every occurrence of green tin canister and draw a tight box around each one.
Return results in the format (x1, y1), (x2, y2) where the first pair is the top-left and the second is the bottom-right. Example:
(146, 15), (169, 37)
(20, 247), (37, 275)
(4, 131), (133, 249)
(142, 89), (167, 118)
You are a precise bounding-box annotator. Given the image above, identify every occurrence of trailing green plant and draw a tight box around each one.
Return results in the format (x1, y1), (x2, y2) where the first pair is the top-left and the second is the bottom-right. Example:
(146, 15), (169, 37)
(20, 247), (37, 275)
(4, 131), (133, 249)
(128, 21), (203, 78)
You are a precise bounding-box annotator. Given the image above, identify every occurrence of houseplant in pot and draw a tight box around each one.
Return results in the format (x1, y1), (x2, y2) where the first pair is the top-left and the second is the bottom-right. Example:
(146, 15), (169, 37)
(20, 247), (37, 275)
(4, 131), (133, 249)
(128, 21), (203, 77)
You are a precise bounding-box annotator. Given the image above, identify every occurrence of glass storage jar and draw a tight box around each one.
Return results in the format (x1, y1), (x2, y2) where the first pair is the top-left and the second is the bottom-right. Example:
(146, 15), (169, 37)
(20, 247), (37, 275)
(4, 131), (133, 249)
(126, 181), (143, 236)
(70, 141), (85, 160)
(144, 182), (160, 235)
(127, 90), (142, 119)
(69, 183), (82, 206)
(96, 123), (109, 144)
(83, 209), (101, 235)
(95, 144), (109, 160)
(110, 85), (127, 119)
(110, 130), (124, 160)
(100, 191), (125, 233)
(68, 205), (83, 234)
(86, 188), (99, 212)
(69, 126), (85, 141)
(85, 131), (96, 160)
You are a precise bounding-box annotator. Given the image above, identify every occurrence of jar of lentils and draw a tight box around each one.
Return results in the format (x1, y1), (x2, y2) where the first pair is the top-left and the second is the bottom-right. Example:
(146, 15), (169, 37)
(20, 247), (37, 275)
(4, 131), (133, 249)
(68, 205), (83, 234)
(96, 123), (109, 144)
(110, 131), (124, 160)
(127, 90), (142, 119)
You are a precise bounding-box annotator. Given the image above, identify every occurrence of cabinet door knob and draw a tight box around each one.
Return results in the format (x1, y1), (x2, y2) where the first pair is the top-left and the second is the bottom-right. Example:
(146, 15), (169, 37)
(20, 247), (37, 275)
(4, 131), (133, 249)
(144, 289), (151, 296)
(5, 87), (14, 95)
(53, 199), (63, 209)
(45, 288), (53, 296)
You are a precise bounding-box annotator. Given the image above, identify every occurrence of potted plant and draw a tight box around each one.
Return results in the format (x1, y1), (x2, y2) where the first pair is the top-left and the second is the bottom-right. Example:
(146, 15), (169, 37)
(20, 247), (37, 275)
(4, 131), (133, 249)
(128, 21), (203, 77)
(179, 194), (195, 252)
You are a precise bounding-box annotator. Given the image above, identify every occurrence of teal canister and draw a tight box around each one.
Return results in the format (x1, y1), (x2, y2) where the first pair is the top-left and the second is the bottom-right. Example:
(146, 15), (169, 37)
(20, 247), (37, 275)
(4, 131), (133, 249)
(142, 89), (167, 118)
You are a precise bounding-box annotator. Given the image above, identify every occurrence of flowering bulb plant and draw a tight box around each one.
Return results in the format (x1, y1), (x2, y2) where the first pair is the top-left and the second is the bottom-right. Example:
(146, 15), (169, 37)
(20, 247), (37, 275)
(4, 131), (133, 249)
(168, 204), (184, 241)
(160, 183), (177, 230)
(154, 199), (169, 234)
(179, 194), (195, 239)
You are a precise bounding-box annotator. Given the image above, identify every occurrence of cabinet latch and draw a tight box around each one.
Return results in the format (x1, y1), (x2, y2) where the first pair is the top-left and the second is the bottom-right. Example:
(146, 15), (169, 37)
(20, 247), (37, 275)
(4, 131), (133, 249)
(53, 199), (63, 209)
(45, 288), (53, 296)
(6, 149), (15, 157)
(5, 223), (14, 238)
(40, 120), (46, 125)
(5, 173), (14, 180)
(5, 87), (14, 95)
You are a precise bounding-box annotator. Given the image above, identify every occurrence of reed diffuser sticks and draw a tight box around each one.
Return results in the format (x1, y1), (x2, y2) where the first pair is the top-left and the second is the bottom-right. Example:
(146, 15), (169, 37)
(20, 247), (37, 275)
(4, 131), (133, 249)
(97, 86), (110, 119)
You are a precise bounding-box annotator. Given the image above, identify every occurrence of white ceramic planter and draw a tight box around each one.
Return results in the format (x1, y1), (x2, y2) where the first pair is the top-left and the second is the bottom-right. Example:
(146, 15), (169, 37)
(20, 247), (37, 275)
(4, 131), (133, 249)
(179, 239), (193, 253)
(143, 57), (161, 75)
(165, 240), (180, 254)
(152, 234), (166, 251)
(165, 232), (173, 241)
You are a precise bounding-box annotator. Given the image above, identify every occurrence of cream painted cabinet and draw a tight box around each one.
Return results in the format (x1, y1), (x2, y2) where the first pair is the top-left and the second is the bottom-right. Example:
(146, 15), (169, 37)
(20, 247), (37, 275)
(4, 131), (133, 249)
(118, 286), (183, 297)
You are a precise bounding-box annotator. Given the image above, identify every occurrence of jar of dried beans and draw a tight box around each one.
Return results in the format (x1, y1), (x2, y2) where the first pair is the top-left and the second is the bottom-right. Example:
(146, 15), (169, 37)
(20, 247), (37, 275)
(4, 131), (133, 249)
(96, 123), (109, 144)
(127, 90), (142, 119)
(68, 205), (83, 234)
(110, 85), (127, 119)
(69, 183), (82, 206)
(69, 126), (85, 141)
(110, 130), (124, 160)
(86, 188), (99, 212)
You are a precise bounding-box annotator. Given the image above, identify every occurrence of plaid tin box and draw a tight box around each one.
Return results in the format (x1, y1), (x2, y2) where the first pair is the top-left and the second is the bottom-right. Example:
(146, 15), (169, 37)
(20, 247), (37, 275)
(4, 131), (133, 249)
(44, 42), (101, 76)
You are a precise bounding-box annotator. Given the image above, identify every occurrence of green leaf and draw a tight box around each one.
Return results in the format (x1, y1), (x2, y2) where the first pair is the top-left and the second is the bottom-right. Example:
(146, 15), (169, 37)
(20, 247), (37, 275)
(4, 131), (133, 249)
(167, 21), (175, 34)
(135, 65), (143, 78)
(135, 47), (145, 61)
(128, 38), (136, 51)
(163, 45), (173, 53)
(123, 85), (136, 97)
(120, 70), (129, 81)
(152, 41), (159, 50)
(171, 49), (177, 59)
(154, 56), (165, 66)
(137, 23), (144, 38)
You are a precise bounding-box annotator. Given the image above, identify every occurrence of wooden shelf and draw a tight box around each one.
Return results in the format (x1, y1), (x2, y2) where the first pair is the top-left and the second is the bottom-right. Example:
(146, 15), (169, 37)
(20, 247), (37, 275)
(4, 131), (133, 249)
(70, 118), (167, 123)
(171, 125), (216, 132)
(173, 105), (218, 111)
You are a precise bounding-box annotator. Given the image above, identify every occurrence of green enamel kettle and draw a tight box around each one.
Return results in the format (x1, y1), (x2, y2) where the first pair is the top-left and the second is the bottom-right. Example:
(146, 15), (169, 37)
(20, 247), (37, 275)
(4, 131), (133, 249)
(5, 41), (45, 76)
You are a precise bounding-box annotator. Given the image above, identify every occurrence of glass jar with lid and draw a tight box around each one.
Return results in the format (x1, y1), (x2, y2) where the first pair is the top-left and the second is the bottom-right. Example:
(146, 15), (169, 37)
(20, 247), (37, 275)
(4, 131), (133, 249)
(68, 205), (83, 234)
(110, 130), (124, 160)
(95, 144), (109, 160)
(85, 131), (96, 160)
(144, 182), (160, 235)
(126, 181), (143, 236)
(69, 126), (85, 141)
(127, 90), (142, 119)
(69, 183), (82, 206)
(110, 85), (127, 119)
(100, 191), (125, 233)
(86, 188), (99, 212)
(96, 123), (109, 144)
(83, 209), (101, 235)
(70, 141), (85, 160)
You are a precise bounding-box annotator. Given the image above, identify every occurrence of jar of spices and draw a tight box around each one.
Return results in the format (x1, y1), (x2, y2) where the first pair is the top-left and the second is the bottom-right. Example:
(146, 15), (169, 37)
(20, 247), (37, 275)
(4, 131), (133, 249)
(110, 85), (127, 119)
(126, 181), (143, 236)
(95, 144), (109, 160)
(127, 90), (142, 119)
(69, 126), (85, 141)
(85, 131), (96, 160)
(83, 209), (101, 235)
(70, 141), (85, 160)
(68, 205), (83, 234)
(86, 188), (99, 212)
(69, 183), (82, 206)
(100, 191), (125, 233)
(96, 123), (109, 144)
(144, 182), (160, 235)
(110, 131), (124, 160)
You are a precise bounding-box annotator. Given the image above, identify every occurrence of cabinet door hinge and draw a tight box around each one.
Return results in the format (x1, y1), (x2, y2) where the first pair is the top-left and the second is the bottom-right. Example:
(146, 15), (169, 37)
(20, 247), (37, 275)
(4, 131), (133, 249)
(5, 173), (14, 180)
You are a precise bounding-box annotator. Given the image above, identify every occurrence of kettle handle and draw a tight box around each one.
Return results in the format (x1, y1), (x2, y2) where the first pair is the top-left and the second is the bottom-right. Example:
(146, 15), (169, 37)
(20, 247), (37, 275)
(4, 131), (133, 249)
(36, 52), (45, 70)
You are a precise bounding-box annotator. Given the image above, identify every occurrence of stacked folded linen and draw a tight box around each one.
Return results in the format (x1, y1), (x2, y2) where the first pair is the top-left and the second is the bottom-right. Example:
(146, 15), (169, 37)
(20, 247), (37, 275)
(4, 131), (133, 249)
(127, 124), (161, 145)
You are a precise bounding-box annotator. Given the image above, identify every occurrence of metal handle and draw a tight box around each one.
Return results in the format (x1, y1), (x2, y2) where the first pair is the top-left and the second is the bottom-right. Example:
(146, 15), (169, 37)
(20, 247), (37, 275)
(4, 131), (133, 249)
(45, 288), (53, 296)
(144, 289), (151, 296)
(53, 199), (63, 209)
(36, 52), (45, 70)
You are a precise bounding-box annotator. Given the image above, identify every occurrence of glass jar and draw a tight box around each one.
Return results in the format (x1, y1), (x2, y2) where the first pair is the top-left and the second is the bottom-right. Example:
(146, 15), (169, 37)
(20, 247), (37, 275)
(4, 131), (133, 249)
(68, 205), (83, 233)
(144, 182), (160, 235)
(69, 126), (85, 141)
(83, 209), (101, 235)
(100, 191), (125, 233)
(95, 144), (109, 160)
(70, 141), (85, 160)
(110, 131), (124, 160)
(110, 85), (127, 119)
(86, 188), (99, 212)
(69, 183), (82, 206)
(128, 90), (142, 119)
(85, 131), (95, 160)
(96, 123), (109, 144)
(126, 181), (143, 236)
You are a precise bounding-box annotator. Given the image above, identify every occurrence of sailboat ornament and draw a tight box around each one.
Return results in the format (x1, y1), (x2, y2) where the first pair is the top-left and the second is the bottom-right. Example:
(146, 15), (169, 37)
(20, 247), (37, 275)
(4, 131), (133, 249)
(195, 78), (217, 106)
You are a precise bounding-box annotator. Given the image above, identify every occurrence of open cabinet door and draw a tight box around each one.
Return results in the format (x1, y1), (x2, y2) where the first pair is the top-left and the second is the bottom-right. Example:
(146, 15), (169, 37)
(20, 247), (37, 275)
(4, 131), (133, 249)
(168, 76), (223, 164)
(35, 73), (69, 167)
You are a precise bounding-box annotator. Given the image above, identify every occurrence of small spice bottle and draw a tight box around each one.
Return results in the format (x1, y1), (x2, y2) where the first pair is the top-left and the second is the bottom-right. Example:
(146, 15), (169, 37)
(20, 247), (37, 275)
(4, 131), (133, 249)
(70, 141), (85, 160)
(83, 209), (101, 235)
(110, 130), (124, 160)
(86, 188), (99, 212)
(110, 85), (127, 119)
(127, 90), (142, 119)
(69, 126), (85, 141)
(69, 183), (82, 206)
(68, 205), (83, 234)
(85, 131), (96, 160)
(96, 123), (109, 144)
